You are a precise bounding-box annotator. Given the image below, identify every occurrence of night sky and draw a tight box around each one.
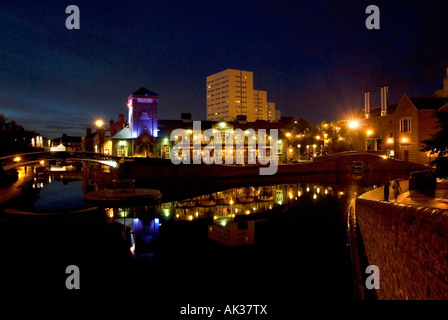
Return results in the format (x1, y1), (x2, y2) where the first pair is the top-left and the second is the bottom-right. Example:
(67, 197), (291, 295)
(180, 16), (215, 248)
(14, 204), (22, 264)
(1, 0), (448, 139)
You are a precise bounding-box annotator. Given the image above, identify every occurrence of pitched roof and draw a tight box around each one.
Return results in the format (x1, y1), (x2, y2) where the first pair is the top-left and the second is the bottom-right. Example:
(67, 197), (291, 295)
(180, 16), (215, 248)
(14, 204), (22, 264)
(111, 127), (132, 140)
(365, 96), (448, 117)
(367, 104), (398, 117)
(408, 97), (448, 110)
(132, 87), (158, 96)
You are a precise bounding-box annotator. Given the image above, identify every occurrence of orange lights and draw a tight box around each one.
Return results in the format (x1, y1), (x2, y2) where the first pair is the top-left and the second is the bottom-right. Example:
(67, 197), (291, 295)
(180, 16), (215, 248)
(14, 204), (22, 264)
(387, 138), (394, 144)
(348, 120), (360, 129)
(401, 137), (409, 144)
(366, 129), (373, 136)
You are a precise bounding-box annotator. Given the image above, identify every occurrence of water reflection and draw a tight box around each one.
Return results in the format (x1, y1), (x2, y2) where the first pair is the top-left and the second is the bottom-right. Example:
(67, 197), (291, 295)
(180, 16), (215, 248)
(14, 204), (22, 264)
(9, 172), (86, 212)
(9, 165), (413, 260)
(105, 181), (366, 258)
(166, 184), (348, 221)
(107, 183), (359, 220)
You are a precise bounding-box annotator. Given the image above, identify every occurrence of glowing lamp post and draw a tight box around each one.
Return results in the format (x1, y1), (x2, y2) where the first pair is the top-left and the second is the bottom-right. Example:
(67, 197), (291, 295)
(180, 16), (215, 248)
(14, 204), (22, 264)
(95, 119), (104, 154)
(348, 120), (359, 129)
(95, 119), (104, 129)
(347, 119), (360, 151)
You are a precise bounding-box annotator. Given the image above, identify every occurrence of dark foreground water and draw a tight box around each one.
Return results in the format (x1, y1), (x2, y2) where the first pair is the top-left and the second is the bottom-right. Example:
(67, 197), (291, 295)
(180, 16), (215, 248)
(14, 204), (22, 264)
(0, 170), (411, 315)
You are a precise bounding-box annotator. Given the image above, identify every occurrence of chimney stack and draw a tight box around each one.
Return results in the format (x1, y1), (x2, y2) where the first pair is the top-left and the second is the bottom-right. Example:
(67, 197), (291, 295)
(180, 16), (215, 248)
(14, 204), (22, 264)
(381, 85), (388, 116)
(364, 90), (371, 119)
(118, 112), (125, 123)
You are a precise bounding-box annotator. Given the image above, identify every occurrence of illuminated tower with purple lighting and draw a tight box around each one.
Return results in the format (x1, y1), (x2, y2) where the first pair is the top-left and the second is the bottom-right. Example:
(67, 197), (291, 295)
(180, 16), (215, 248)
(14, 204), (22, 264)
(127, 87), (158, 138)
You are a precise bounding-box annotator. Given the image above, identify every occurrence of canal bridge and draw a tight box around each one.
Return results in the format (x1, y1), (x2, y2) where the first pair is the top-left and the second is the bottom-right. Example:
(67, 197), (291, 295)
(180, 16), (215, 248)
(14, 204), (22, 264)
(0, 151), (122, 171)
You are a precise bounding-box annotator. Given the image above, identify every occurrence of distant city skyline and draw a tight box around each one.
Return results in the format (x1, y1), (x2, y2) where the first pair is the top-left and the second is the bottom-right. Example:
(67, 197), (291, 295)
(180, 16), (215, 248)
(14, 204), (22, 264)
(1, 1), (448, 139)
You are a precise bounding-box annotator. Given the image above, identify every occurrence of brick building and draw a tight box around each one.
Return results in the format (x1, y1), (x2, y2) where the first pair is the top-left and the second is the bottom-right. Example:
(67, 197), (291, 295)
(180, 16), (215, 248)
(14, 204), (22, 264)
(361, 85), (448, 165)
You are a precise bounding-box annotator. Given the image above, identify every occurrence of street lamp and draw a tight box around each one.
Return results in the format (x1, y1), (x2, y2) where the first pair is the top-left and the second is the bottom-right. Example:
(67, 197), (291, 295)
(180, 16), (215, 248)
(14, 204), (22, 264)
(95, 119), (104, 128)
(348, 120), (359, 129)
(313, 144), (317, 157)
(306, 145), (309, 158)
(297, 144), (301, 161)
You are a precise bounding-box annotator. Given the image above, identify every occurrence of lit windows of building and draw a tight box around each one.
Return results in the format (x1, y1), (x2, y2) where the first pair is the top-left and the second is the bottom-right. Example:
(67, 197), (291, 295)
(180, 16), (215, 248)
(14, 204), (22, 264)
(399, 117), (411, 132)
(206, 69), (278, 123)
(361, 73), (448, 164)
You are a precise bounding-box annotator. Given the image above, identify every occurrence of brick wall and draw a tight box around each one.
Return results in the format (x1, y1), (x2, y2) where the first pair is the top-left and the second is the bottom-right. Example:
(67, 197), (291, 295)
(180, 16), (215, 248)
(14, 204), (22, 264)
(355, 184), (448, 299)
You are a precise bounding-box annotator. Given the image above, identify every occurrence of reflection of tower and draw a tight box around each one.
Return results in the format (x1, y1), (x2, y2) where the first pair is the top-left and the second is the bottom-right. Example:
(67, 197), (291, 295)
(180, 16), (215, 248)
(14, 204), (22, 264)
(127, 87), (158, 138)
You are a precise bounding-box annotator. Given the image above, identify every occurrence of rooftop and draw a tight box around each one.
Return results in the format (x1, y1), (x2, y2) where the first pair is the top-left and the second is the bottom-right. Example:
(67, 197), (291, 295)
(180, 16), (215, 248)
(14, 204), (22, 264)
(409, 97), (448, 110)
(132, 87), (158, 96)
(111, 127), (132, 140)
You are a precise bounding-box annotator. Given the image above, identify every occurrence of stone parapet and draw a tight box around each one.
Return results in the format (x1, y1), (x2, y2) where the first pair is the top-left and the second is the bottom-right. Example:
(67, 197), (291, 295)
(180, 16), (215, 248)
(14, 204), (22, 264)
(355, 182), (448, 299)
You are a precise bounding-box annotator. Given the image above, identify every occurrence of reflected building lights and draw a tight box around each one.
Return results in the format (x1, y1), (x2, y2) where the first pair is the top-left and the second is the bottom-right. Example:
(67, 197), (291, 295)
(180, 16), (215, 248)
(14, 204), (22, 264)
(104, 183), (356, 226)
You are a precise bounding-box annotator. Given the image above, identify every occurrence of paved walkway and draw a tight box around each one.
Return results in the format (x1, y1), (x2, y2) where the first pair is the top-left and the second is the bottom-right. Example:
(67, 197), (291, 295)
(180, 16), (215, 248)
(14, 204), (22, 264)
(397, 180), (448, 210)
(0, 166), (35, 204)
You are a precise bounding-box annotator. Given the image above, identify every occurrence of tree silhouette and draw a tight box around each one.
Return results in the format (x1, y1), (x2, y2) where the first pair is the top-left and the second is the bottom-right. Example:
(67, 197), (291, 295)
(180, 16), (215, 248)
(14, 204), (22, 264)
(422, 110), (448, 178)
(134, 133), (159, 158)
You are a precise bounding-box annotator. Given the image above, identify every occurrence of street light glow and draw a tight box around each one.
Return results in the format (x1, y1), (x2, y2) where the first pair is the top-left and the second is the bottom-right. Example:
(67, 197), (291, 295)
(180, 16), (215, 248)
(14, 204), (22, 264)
(348, 119), (359, 129)
(95, 119), (104, 127)
(348, 120), (359, 129)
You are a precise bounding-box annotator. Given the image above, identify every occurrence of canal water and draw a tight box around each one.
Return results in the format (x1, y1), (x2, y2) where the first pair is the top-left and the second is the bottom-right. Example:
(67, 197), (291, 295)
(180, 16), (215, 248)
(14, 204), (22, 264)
(0, 168), (411, 313)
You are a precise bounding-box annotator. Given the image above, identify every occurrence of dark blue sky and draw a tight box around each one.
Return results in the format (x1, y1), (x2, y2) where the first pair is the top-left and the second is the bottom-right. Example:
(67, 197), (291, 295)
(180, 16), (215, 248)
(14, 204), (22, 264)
(1, 0), (448, 138)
